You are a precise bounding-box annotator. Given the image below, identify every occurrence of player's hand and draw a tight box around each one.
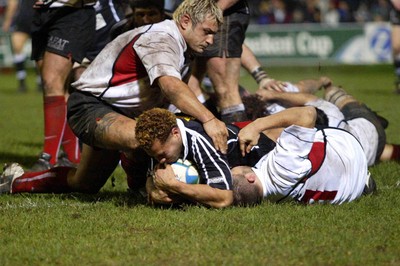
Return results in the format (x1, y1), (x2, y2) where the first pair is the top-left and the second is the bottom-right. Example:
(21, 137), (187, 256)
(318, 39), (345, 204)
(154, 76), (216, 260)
(238, 124), (261, 157)
(203, 117), (228, 154)
(145, 175), (174, 205)
(319, 76), (332, 89)
(259, 78), (287, 92)
(255, 88), (279, 102)
(152, 162), (178, 190)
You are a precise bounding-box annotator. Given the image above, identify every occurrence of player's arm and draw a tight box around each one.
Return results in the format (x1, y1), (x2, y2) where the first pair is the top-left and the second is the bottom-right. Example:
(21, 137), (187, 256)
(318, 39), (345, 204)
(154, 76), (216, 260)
(239, 106), (317, 155)
(152, 163), (233, 208)
(157, 76), (228, 153)
(257, 89), (319, 107)
(392, 0), (400, 10)
(217, 0), (240, 11)
(241, 44), (285, 92)
(295, 77), (332, 94)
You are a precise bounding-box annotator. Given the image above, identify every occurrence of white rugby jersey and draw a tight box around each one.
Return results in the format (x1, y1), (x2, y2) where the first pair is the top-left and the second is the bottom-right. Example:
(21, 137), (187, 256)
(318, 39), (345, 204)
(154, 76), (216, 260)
(72, 19), (191, 117)
(308, 100), (378, 166)
(267, 82), (378, 166)
(253, 125), (369, 205)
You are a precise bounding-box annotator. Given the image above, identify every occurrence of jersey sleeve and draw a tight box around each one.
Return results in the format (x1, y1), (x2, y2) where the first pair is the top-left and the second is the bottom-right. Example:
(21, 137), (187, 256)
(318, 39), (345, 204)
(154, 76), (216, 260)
(134, 32), (182, 85)
(273, 125), (316, 179)
(194, 149), (233, 191)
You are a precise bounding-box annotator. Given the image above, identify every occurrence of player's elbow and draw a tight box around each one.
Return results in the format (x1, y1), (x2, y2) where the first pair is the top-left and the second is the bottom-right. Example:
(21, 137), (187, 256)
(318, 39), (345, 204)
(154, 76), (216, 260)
(302, 106), (317, 128)
(209, 191), (234, 209)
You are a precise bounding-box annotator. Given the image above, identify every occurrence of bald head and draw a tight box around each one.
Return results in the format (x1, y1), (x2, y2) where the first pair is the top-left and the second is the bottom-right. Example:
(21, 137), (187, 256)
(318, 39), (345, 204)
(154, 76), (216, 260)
(231, 166), (263, 206)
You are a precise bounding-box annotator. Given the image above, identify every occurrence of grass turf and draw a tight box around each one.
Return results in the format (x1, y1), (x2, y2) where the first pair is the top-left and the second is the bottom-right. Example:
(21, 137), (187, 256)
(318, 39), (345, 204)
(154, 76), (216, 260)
(0, 65), (399, 265)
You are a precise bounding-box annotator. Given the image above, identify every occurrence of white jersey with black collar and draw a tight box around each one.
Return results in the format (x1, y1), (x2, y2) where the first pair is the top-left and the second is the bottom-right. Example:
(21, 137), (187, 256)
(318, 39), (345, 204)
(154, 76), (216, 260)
(253, 125), (369, 204)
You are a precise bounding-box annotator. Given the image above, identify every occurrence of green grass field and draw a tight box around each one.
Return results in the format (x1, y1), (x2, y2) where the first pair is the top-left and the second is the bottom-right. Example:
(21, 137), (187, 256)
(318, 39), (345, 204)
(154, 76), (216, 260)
(0, 65), (399, 265)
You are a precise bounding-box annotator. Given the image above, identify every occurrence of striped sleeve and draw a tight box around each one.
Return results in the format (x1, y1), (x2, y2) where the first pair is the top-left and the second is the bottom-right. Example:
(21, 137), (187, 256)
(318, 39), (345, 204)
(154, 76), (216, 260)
(185, 128), (232, 190)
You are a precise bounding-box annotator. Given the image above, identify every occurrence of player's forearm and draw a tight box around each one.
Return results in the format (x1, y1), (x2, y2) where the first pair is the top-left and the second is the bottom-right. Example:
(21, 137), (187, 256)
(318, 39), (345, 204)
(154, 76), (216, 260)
(241, 44), (262, 74)
(241, 44), (272, 85)
(158, 76), (215, 123)
(254, 106), (317, 131)
(166, 182), (233, 208)
(270, 91), (319, 107)
(295, 78), (332, 94)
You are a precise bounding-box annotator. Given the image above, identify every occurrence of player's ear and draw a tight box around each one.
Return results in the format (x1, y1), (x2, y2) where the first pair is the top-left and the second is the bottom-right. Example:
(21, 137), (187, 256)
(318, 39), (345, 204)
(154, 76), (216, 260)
(245, 172), (257, 183)
(171, 126), (180, 137)
(180, 13), (192, 30)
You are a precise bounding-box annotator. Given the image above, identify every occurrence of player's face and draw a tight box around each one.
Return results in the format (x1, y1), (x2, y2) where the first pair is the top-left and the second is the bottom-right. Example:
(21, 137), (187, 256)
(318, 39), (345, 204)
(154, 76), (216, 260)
(148, 127), (182, 163)
(184, 14), (218, 53)
(134, 7), (164, 27)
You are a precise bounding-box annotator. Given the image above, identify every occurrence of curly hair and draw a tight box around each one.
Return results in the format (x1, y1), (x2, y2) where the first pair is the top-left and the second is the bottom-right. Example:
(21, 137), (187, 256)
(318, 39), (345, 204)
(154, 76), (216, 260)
(135, 108), (177, 151)
(173, 0), (223, 27)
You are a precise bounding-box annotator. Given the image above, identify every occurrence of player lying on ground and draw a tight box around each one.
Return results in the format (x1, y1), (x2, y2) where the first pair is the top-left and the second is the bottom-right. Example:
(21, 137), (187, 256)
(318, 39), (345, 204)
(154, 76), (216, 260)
(133, 108), (276, 208)
(231, 105), (375, 206)
(251, 76), (400, 166)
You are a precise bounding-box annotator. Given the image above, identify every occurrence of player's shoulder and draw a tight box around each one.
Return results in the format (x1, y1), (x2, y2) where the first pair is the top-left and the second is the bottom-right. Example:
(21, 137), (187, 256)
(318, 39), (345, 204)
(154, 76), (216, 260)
(181, 119), (204, 133)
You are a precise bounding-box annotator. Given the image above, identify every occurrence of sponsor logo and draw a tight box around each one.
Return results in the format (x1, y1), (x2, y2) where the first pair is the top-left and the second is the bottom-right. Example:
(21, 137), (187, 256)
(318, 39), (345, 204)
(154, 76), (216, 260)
(209, 177), (226, 184)
(48, 36), (69, 51)
(245, 32), (333, 58)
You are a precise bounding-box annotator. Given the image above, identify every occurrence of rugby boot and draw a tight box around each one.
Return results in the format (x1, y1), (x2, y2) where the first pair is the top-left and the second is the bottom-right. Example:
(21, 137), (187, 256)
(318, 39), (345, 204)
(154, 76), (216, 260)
(30, 152), (52, 172)
(0, 163), (24, 194)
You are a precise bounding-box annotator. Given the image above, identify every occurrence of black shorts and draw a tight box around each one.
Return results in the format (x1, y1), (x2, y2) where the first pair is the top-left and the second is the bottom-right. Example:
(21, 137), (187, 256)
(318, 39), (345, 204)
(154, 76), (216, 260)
(85, 3), (124, 61)
(67, 90), (116, 147)
(199, 1), (250, 58)
(226, 124), (276, 168)
(341, 102), (386, 162)
(31, 6), (96, 63)
(12, 0), (35, 34)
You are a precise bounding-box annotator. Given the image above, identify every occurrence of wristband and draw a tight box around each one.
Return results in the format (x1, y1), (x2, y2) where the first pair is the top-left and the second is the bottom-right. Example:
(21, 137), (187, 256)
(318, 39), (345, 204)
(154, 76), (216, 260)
(251, 67), (268, 84)
(203, 117), (216, 124)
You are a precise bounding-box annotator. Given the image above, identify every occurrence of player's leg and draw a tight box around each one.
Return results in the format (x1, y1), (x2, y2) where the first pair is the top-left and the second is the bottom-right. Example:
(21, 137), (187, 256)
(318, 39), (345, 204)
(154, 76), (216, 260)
(35, 51), (73, 169)
(379, 144), (400, 162)
(196, 4), (250, 124)
(121, 149), (152, 192)
(66, 144), (121, 192)
(207, 56), (244, 123)
(323, 85), (356, 109)
(10, 32), (30, 93)
(325, 85), (387, 165)
(30, 7), (95, 170)
(7, 144), (120, 194)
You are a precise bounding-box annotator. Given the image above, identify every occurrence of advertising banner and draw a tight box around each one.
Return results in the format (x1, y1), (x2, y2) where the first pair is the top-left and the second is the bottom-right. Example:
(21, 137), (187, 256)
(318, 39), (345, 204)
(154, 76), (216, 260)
(245, 22), (392, 66)
(0, 22), (393, 67)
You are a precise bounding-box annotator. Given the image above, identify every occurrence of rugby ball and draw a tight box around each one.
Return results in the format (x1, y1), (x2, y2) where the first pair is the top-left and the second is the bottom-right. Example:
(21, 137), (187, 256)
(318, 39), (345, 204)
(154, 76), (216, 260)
(170, 159), (199, 184)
